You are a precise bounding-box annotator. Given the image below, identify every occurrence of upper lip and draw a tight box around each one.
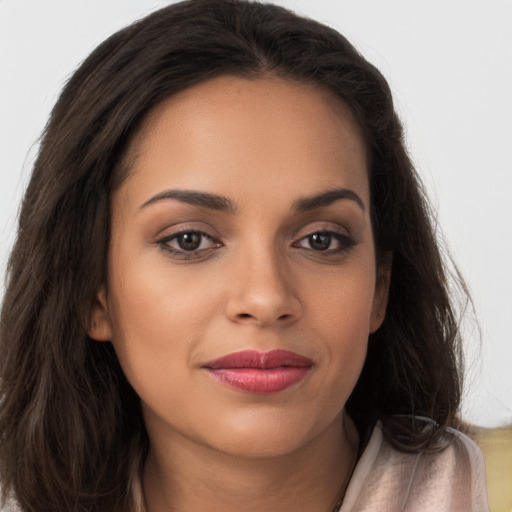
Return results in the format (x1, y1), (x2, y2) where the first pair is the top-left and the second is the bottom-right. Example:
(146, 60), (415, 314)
(203, 349), (313, 369)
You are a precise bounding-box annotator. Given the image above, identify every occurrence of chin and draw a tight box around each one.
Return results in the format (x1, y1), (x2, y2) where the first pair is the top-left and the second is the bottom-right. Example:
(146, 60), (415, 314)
(195, 407), (340, 459)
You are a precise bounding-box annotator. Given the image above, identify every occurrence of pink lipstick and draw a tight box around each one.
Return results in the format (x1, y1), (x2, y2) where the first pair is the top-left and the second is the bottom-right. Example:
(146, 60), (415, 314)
(202, 349), (312, 394)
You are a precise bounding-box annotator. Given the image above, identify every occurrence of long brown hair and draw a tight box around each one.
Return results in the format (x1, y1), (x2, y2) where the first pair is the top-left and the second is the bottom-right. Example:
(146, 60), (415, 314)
(0, 1), (467, 510)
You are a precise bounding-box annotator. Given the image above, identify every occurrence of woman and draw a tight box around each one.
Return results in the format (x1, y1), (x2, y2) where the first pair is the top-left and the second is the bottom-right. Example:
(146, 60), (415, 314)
(0, 0), (488, 510)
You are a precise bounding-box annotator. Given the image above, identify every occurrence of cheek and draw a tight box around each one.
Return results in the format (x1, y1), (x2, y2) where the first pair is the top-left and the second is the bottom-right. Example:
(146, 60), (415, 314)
(309, 260), (376, 332)
(305, 264), (375, 382)
(105, 255), (218, 393)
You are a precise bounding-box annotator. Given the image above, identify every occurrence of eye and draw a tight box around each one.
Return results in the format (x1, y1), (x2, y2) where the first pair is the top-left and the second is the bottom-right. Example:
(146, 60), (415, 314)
(172, 232), (208, 251)
(155, 230), (222, 258)
(295, 231), (355, 254)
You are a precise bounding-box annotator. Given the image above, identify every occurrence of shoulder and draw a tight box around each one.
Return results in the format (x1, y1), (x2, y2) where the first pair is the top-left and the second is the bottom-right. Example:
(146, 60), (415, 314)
(341, 417), (489, 512)
(403, 423), (489, 511)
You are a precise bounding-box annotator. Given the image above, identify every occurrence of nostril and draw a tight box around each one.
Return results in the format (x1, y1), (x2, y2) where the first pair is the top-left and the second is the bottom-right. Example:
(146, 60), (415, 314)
(239, 313), (252, 319)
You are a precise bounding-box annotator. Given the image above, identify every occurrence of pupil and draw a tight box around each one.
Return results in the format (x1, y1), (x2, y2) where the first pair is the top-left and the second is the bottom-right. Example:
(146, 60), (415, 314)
(178, 232), (201, 250)
(310, 233), (330, 251)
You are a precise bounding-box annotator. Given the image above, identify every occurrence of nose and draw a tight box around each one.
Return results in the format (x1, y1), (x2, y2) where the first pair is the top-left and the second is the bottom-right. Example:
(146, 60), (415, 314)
(225, 246), (302, 328)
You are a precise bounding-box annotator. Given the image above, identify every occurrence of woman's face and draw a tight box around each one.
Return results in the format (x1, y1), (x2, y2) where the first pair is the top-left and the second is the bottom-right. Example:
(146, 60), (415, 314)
(90, 75), (389, 458)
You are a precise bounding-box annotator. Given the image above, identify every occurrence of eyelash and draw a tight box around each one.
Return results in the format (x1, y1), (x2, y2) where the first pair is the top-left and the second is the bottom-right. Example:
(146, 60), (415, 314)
(154, 230), (222, 260)
(153, 229), (356, 260)
(293, 230), (356, 254)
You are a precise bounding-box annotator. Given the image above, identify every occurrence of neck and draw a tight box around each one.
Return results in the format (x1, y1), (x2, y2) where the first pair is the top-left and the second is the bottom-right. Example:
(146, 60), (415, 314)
(142, 411), (359, 512)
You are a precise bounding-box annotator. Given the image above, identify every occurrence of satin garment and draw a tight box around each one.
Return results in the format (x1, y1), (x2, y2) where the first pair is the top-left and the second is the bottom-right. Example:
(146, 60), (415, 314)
(337, 420), (489, 512)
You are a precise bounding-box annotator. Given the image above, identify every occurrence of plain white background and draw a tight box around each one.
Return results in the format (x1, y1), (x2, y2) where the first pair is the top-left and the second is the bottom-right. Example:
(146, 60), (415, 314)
(1, 0), (511, 427)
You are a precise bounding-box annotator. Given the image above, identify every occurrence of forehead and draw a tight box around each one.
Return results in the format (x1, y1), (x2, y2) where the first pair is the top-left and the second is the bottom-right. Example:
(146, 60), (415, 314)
(118, 75), (369, 210)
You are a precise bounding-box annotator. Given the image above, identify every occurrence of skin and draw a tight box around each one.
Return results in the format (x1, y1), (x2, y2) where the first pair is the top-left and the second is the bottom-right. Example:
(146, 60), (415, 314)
(89, 75), (390, 512)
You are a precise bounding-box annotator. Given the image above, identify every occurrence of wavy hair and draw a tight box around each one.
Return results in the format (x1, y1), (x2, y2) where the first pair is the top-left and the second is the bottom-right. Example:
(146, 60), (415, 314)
(0, 0), (466, 510)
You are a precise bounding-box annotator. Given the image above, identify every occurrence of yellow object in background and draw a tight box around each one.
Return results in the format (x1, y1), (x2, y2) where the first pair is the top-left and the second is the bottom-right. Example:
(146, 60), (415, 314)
(473, 426), (512, 512)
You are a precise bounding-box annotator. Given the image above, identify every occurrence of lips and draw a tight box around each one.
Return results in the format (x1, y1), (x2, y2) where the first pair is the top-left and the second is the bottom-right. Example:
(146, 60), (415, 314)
(202, 349), (313, 394)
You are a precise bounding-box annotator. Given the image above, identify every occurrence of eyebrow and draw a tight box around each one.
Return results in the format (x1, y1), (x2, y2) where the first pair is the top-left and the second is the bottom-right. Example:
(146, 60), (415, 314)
(140, 189), (237, 213)
(292, 188), (365, 212)
(140, 187), (364, 213)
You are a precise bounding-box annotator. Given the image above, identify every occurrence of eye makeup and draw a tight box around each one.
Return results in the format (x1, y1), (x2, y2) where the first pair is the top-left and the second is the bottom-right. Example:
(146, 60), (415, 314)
(153, 229), (223, 260)
(151, 225), (358, 262)
(294, 230), (356, 254)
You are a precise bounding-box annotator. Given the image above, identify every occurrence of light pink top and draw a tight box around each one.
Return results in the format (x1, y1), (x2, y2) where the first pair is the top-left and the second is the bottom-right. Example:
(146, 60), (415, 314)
(338, 421), (489, 512)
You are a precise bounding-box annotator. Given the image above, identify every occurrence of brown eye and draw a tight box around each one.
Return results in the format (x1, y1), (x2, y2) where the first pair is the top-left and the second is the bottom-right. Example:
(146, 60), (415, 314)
(308, 233), (332, 251)
(295, 230), (356, 255)
(176, 232), (202, 251)
(155, 230), (223, 259)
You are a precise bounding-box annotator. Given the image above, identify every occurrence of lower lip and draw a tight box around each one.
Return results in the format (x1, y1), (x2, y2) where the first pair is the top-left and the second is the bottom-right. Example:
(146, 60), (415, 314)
(205, 367), (311, 394)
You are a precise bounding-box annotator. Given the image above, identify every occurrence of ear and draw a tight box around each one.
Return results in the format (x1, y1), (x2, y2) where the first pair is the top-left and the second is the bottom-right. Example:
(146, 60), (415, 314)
(369, 253), (392, 334)
(87, 285), (113, 342)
